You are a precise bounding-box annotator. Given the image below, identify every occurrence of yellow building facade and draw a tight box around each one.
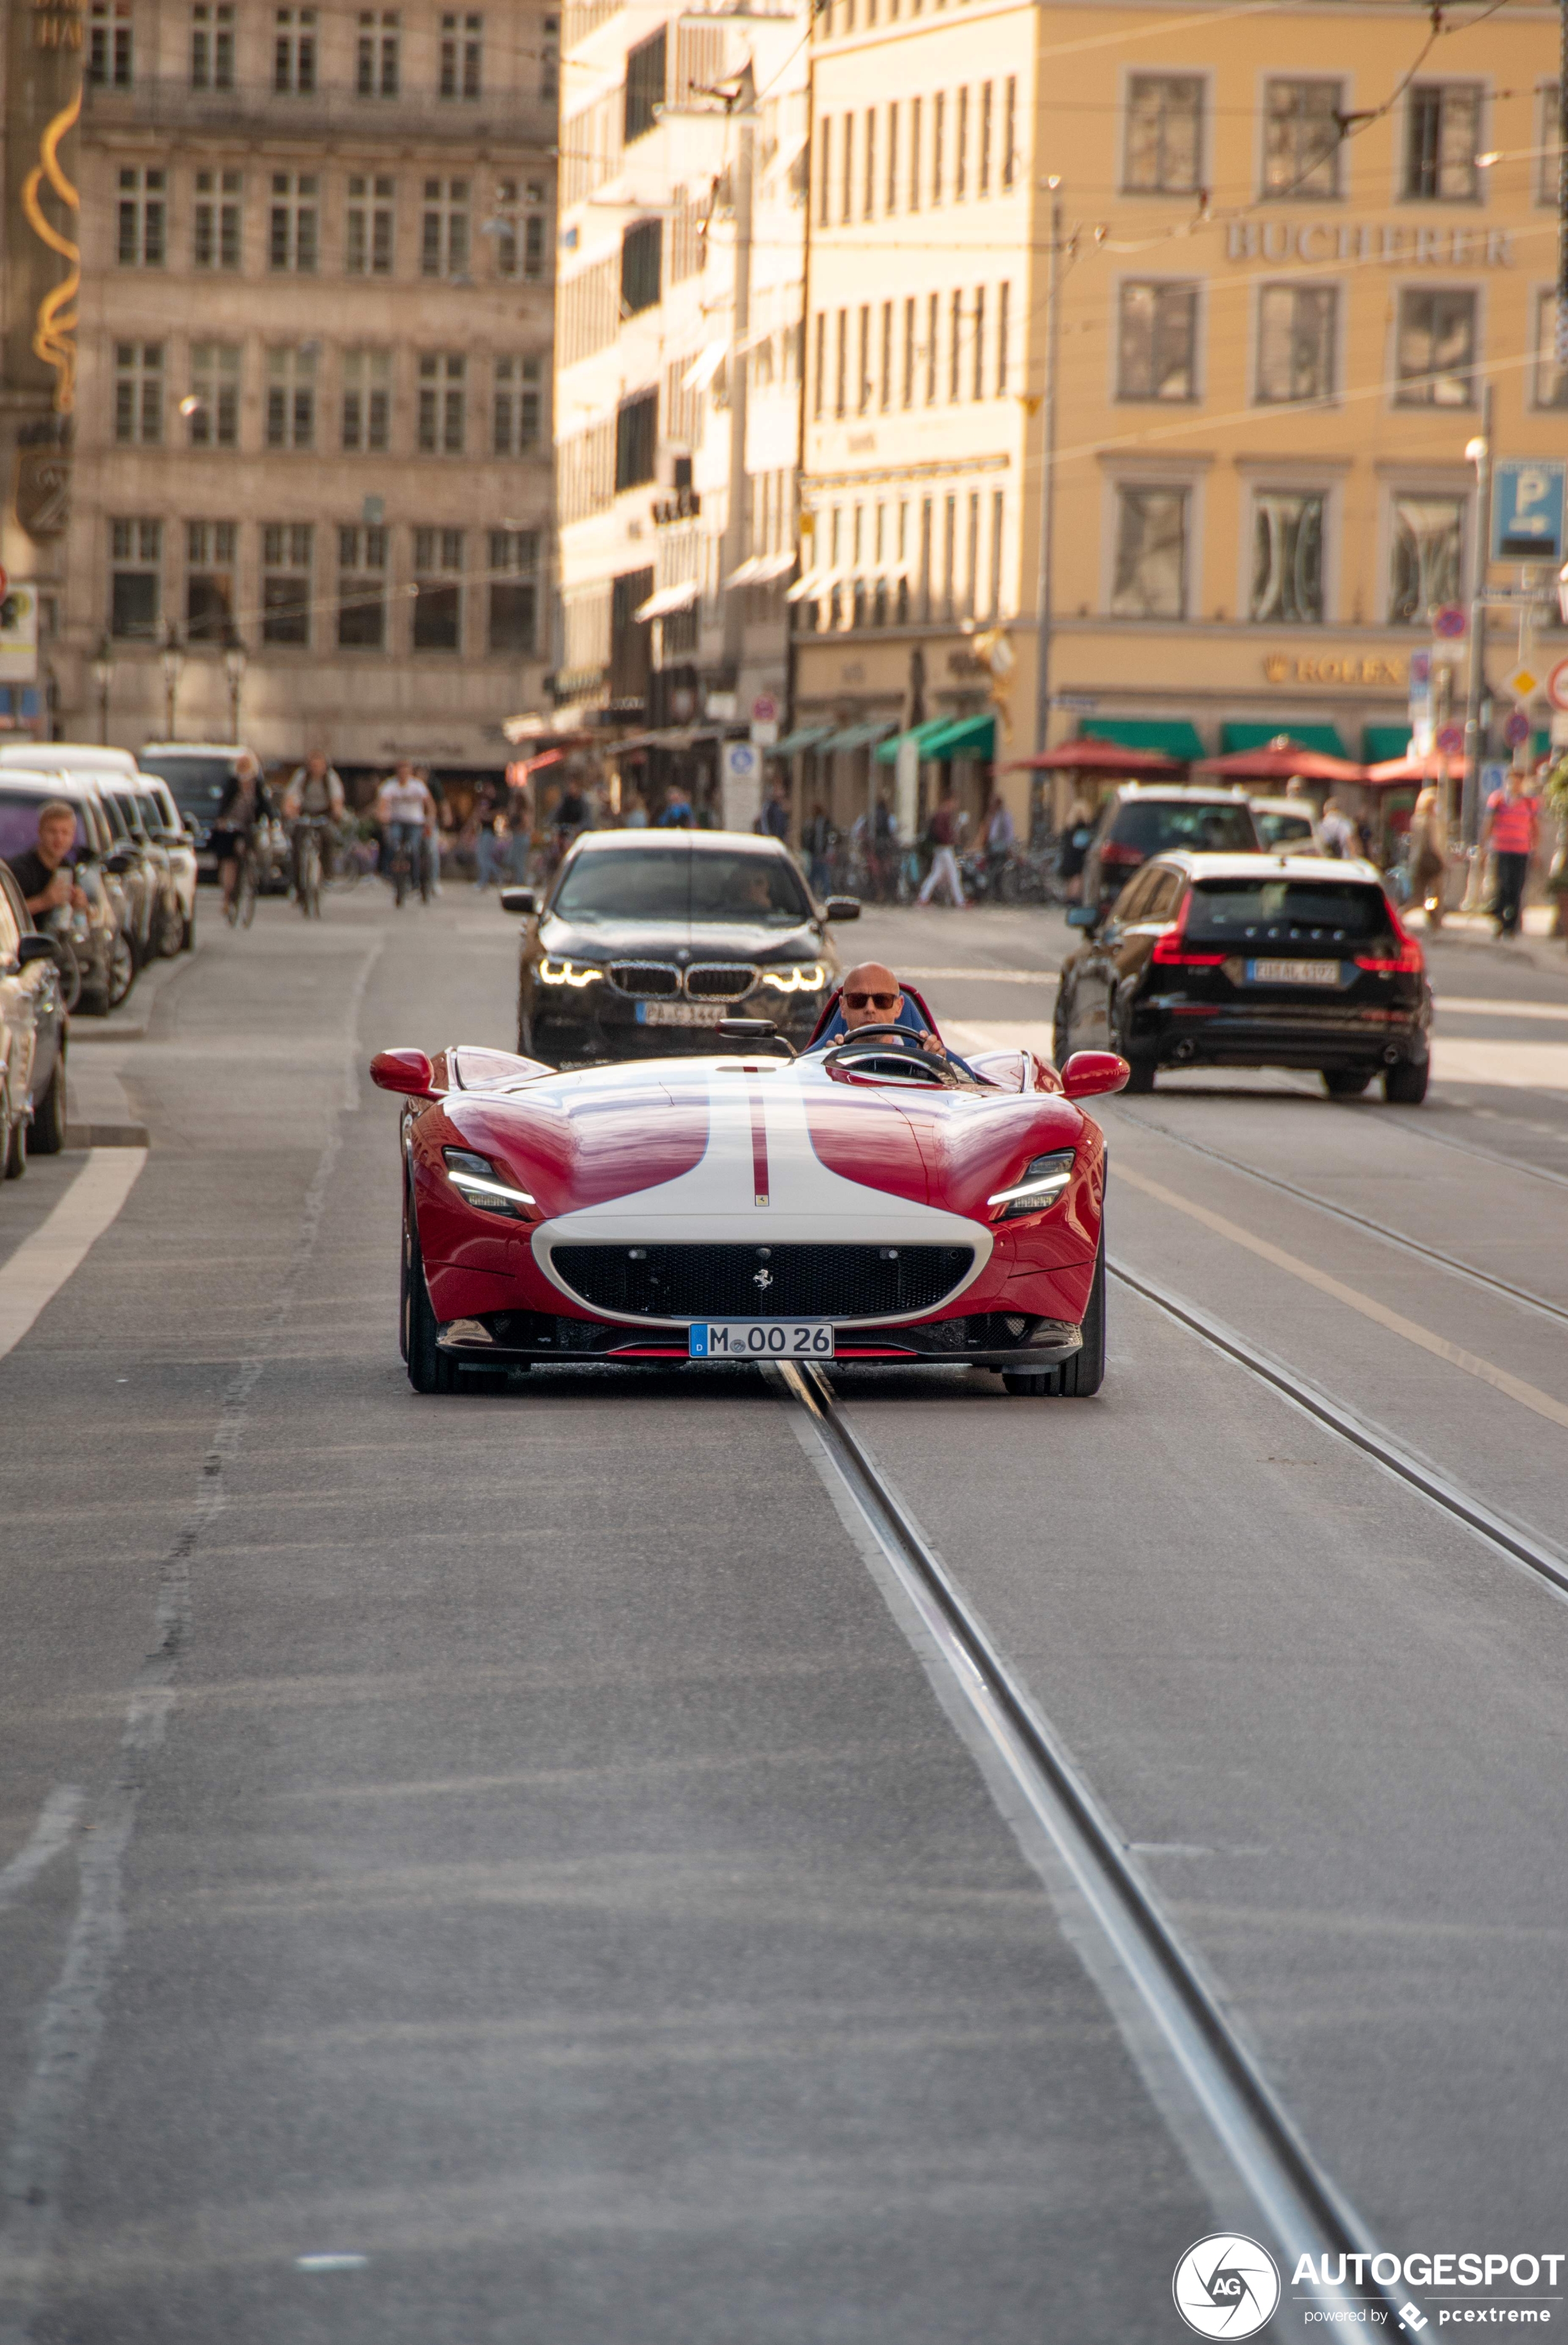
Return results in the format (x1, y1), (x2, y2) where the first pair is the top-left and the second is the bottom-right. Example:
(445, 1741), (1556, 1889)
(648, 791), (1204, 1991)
(795, 0), (1566, 834)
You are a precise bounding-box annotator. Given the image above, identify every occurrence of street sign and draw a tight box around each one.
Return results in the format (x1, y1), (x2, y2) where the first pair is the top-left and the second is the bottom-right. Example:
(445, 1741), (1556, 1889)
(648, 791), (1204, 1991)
(719, 738), (762, 834)
(1408, 648), (1432, 690)
(1504, 663), (1541, 703)
(1503, 708), (1532, 747)
(1548, 657), (1568, 712)
(1432, 605), (1467, 640)
(751, 693), (777, 724)
(1491, 459), (1567, 563)
(1436, 721), (1466, 756)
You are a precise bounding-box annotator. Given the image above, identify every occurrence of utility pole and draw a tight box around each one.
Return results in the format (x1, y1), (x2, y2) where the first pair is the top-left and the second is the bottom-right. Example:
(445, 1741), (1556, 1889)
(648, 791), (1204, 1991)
(1461, 382), (1494, 856)
(720, 61), (756, 679)
(1030, 179), (1064, 842)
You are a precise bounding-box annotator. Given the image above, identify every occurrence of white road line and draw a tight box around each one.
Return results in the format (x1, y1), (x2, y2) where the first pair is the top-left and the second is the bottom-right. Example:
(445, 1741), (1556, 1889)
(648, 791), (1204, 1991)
(0, 1151), (147, 1365)
(0, 1792), (83, 1916)
(1436, 997), (1568, 1022)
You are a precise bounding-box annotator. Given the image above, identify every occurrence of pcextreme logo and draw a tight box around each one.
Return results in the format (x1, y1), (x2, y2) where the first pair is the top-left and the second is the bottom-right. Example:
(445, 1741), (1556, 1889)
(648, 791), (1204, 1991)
(1174, 2234), (1283, 2338)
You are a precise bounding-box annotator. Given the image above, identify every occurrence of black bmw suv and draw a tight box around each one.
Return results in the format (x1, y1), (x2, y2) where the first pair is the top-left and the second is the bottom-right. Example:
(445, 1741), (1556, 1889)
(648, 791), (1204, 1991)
(503, 830), (859, 1064)
(1053, 853), (1433, 1101)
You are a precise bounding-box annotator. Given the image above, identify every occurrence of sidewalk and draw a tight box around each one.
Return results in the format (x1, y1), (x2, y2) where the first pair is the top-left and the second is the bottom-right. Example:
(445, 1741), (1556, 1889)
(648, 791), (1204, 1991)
(1412, 903), (1567, 980)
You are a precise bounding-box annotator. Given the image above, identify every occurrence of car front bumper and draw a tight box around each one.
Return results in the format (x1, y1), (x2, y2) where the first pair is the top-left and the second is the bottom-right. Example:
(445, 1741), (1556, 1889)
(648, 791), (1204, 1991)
(435, 1306), (1085, 1371)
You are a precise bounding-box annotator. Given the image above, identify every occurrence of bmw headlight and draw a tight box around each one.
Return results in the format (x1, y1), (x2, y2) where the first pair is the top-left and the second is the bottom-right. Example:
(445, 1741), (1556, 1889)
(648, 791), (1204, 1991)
(988, 1150), (1075, 1221)
(761, 962), (828, 994)
(442, 1147), (537, 1218)
(536, 955), (603, 988)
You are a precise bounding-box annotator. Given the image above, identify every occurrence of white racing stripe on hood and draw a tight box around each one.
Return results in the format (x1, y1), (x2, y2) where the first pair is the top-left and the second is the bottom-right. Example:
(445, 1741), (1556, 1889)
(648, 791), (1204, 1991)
(532, 1064), (991, 1311)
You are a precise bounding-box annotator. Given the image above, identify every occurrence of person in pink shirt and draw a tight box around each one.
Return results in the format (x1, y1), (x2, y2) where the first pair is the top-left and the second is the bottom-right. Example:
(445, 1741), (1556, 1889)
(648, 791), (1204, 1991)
(1481, 771), (1540, 937)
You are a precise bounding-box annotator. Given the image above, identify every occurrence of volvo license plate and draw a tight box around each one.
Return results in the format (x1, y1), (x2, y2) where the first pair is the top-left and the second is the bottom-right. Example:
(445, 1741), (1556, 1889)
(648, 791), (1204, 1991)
(689, 1322), (835, 1358)
(638, 1000), (728, 1027)
(1245, 959), (1341, 987)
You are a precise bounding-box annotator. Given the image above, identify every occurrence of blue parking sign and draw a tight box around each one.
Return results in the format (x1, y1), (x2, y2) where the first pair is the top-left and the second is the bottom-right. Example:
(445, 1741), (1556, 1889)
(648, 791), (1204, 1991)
(1492, 459), (1566, 562)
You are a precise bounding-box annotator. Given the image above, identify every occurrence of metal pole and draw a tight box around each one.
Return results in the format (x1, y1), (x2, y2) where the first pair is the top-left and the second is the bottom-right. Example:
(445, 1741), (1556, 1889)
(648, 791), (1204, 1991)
(720, 62), (756, 680)
(1030, 183), (1064, 842)
(1461, 380), (1493, 856)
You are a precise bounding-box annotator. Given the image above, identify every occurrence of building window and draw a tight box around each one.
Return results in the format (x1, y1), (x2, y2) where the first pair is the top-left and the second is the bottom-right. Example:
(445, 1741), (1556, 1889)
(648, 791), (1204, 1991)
(857, 305), (872, 413)
(841, 114), (854, 224)
(925, 290), (938, 404)
(1538, 84), (1562, 206)
(273, 8), (317, 94)
(979, 82), (993, 196)
(262, 524), (314, 645)
(1251, 491), (1324, 624)
(338, 525), (387, 648)
(1390, 495), (1464, 624)
(110, 520), (161, 639)
(191, 5), (235, 90)
(879, 301), (893, 411)
(996, 280), (1009, 394)
(117, 169), (165, 267)
(1263, 79), (1343, 199)
(949, 290), (962, 401)
(1406, 85), (1482, 202)
(1534, 289), (1568, 408)
(1124, 75), (1203, 194)
(193, 169), (242, 269)
(494, 357), (543, 453)
(357, 10), (400, 96)
(886, 101), (899, 213)
(265, 346), (317, 448)
(417, 353), (467, 453)
(1117, 281), (1197, 401)
(269, 172), (319, 271)
(341, 349), (391, 451)
(909, 96), (921, 211)
(625, 27), (666, 144)
(347, 175), (396, 274)
(440, 11), (483, 100)
(493, 180), (547, 279)
(903, 296), (916, 407)
(489, 532), (539, 655)
(1003, 75), (1016, 186)
(990, 487), (1004, 615)
(421, 177), (470, 277)
(1256, 283), (1337, 403)
(614, 391), (657, 490)
(188, 342), (240, 446)
(89, 1), (133, 88)
(114, 343), (163, 445)
(932, 92), (945, 204)
(541, 20), (558, 101)
(185, 520), (237, 642)
(819, 117), (832, 227)
(621, 219), (662, 315)
(972, 286), (985, 398)
(1110, 485), (1188, 618)
(1396, 288), (1476, 406)
(414, 529), (464, 650)
(955, 87), (968, 200)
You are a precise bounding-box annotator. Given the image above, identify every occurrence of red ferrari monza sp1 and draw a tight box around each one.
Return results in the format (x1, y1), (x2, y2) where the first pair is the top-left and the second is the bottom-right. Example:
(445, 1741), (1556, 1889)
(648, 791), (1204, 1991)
(371, 998), (1128, 1397)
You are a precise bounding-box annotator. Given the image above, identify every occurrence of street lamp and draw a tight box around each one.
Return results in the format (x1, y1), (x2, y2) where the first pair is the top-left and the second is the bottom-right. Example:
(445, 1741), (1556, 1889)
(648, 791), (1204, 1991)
(1460, 391), (1493, 871)
(223, 630), (248, 743)
(91, 632), (115, 746)
(159, 623), (185, 741)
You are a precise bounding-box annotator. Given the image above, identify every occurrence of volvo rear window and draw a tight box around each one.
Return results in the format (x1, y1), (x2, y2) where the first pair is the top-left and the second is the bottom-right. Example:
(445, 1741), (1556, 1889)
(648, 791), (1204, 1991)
(1107, 800), (1260, 856)
(553, 847), (811, 924)
(1186, 879), (1391, 945)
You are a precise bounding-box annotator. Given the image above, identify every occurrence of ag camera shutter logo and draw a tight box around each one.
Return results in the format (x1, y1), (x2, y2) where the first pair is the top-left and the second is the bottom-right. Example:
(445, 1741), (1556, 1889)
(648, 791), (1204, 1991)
(1172, 2234), (1281, 2337)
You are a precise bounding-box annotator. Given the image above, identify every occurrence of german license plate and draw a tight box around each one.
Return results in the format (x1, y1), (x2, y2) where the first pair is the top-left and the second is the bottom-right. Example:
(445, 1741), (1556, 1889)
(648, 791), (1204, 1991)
(689, 1321), (835, 1359)
(637, 1000), (728, 1027)
(1245, 959), (1341, 987)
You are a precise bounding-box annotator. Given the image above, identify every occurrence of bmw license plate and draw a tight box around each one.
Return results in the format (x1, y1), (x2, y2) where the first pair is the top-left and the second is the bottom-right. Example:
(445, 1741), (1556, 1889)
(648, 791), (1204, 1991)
(638, 1000), (728, 1027)
(689, 1321), (835, 1359)
(1245, 959), (1341, 987)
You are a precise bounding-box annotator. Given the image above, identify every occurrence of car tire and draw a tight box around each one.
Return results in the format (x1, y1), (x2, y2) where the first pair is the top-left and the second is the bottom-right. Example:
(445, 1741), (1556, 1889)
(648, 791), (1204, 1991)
(156, 898), (185, 958)
(3, 1090), (25, 1181)
(29, 1045), (66, 1156)
(1057, 1233), (1106, 1398)
(1122, 1051), (1157, 1094)
(404, 1198), (457, 1394)
(107, 930), (136, 1011)
(0, 1083), (16, 1183)
(1322, 1069), (1371, 1098)
(180, 909), (196, 951)
(1383, 1057), (1429, 1105)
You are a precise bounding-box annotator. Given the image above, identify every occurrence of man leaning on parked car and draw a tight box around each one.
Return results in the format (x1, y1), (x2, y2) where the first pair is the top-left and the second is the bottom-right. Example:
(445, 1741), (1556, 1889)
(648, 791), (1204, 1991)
(3, 800), (88, 921)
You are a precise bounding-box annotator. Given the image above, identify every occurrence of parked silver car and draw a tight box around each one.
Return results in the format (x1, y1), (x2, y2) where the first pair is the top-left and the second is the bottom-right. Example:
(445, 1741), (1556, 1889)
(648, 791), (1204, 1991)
(0, 859), (68, 1176)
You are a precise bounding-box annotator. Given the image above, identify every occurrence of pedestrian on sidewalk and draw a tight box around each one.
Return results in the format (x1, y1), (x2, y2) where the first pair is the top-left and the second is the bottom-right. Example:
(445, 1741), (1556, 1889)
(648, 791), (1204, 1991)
(1481, 770), (1540, 938)
(1408, 784), (1448, 929)
(917, 785), (967, 906)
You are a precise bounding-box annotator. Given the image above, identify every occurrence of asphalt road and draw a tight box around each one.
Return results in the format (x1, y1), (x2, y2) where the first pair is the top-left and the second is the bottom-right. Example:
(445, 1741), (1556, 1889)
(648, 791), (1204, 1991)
(1, 884), (1566, 2343)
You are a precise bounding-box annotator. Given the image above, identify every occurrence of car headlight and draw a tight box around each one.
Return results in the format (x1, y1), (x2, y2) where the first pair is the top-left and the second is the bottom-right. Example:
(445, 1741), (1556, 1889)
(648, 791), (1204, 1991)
(536, 955), (603, 987)
(761, 962), (828, 993)
(988, 1150), (1075, 1221)
(442, 1147), (536, 1218)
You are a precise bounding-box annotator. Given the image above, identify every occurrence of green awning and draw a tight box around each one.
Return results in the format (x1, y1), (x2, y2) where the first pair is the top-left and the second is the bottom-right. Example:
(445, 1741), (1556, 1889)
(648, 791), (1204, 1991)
(875, 716), (957, 764)
(770, 724), (835, 758)
(819, 717), (898, 754)
(1220, 721), (1349, 759)
(1362, 725), (1412, 764)
(919, 713), (996, 761)
(1080, 717), (1205, 761)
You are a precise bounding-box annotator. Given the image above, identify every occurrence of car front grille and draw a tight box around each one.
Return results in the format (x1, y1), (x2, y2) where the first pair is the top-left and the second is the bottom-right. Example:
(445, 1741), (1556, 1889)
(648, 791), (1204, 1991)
(685, 962), (759, 1002)
(551, 1242), (975, 1321)
(607, 960), (680, 998)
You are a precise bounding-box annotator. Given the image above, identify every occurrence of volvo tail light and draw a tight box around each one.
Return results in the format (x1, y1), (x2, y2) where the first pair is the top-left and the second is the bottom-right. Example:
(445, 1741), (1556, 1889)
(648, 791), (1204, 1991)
(1150, 892), (1225, 970)
(1356, 902), (1425, 976)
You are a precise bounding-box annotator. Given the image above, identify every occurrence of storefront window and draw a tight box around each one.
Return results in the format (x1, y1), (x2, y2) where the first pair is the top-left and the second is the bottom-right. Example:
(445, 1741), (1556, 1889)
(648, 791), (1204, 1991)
(1251, 491), (1324, 625)
(1110, 485), (1187, 619)
(1389, 495), (1464, 625)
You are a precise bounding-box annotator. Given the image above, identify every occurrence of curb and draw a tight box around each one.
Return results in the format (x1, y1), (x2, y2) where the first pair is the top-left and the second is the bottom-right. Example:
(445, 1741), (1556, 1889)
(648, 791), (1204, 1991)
(65, 1064), (148, 1150)
(69, 944), (202, 1045)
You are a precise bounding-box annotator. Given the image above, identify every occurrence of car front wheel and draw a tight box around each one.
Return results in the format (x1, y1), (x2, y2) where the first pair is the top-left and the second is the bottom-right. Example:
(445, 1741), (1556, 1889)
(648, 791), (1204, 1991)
(404, 1202), (457, 1394)
(29, 1045), (66, 1155)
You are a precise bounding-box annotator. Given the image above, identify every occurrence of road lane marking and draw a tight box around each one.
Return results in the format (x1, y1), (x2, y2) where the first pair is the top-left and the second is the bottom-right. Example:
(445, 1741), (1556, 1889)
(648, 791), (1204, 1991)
(0, 1790), (83, 1915)
(1114, 1163), (1568, 1432)
(1436, 997), (1568, 1022)
(0, 1149), (146, 1364)
(1432, 1037), (1568, 1092)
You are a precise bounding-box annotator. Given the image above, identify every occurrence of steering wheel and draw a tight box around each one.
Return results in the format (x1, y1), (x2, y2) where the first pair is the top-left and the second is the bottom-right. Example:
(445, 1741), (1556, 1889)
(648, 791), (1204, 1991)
(823, 1022), (953, 1082)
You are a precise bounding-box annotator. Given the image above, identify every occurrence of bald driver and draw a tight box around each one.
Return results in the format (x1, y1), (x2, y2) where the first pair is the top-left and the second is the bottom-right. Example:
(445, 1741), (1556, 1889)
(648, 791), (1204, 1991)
(834, 961), (940, 1050)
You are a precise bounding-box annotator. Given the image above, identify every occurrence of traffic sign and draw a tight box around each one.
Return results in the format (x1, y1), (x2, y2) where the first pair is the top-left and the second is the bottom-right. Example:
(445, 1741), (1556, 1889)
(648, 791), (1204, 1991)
(1492, 459), (1567, 563)
(1548, 657), (1568, 712)
(1436, 722), (1466, 756)
(1408, 648), (1432, 690)
(1432, 604), (1467, 640)
(1505, 663), (1541, 703)
(1503, 708), (1532, 747)
(719, 738), (762, 834)
(751, 693), (777, 724)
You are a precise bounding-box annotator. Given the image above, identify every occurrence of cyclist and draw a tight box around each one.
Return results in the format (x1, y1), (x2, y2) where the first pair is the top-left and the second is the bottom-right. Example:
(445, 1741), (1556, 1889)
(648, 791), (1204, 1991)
(281, 751), (346, 902)
(375, 761), (436, 900)
(211, 751), (272, 918)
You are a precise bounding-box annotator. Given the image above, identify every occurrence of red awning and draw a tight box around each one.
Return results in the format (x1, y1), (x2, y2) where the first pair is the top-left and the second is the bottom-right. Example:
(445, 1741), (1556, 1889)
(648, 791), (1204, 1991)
(1007, 735), (1183, 776)
(1193, 735), (1367, 783)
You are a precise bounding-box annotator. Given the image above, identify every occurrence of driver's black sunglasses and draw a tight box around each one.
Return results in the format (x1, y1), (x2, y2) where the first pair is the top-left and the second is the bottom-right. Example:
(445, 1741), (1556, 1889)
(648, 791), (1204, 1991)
(844, 992), (899, 1009)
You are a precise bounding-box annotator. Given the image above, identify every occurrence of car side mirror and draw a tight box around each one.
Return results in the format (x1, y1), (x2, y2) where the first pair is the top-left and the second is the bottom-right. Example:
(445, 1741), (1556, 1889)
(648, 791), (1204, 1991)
(104, 849), (135, 874)
(17, 934), (56, 968)
(499, 886), (536, 916)
(717, 1016), (796, 1056)
(370, 1048), (440, 1100)
(1061, 1049), (1128, 1100)
(1064, 904), (1101, 930)
(824, 895), (861, 921)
